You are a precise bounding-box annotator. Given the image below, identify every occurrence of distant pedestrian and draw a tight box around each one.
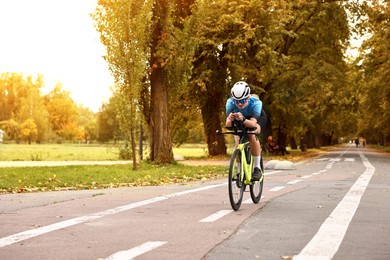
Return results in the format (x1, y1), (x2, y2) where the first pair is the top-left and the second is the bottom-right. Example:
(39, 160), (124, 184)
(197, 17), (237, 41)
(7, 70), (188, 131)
(355, 138), (360, 148)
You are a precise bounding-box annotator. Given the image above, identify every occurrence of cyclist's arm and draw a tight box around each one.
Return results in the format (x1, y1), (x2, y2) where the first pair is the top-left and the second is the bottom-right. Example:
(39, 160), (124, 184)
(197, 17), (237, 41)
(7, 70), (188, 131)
(226, 114), (234, 127)
(242, 117), (258, 128)
(242, 99), (262, 129)
(226, 99), (235, 127)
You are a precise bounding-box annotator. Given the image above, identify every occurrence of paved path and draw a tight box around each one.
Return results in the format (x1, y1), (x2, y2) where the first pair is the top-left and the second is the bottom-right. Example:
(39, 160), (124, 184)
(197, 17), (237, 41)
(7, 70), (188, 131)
(0, 160), (131, 168)
(179, 160), (229, 166)
(1, 147), (389, 259)
(0, 160), (232, 168)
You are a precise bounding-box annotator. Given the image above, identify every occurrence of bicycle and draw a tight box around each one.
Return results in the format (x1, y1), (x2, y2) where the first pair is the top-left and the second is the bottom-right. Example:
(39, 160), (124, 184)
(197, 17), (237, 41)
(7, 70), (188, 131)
(217, 121), (264, 211)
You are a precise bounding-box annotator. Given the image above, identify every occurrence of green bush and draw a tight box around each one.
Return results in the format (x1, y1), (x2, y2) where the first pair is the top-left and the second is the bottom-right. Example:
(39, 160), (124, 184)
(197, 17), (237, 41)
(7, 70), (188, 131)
(119, 147), (132, 160)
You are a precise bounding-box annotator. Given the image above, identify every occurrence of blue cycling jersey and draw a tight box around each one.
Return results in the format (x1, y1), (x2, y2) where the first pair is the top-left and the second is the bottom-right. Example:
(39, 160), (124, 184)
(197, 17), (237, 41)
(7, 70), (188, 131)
(226, 96), (262, 122)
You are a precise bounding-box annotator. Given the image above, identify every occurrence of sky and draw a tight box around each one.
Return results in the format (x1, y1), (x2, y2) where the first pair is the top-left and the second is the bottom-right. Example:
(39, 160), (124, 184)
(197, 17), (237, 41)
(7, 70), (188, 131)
(0, 0), (114, 112)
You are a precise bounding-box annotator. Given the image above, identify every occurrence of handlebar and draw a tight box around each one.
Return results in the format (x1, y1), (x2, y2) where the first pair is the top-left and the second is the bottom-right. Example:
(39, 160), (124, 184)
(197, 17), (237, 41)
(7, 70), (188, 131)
(216, 120), (258, 137)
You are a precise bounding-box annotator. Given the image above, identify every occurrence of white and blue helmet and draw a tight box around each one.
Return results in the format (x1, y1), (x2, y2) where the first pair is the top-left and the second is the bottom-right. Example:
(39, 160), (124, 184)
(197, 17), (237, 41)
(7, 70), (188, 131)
(231, 81), (250, 100)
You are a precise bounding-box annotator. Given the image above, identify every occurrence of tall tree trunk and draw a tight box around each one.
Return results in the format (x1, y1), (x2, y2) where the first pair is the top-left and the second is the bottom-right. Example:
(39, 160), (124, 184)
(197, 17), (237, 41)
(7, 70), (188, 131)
(191, 43), (228, 156)
(200, 92), (226, 156)
(289, 136), (297, 149)
(130, 126), (137, 170)
(303, 130), (314, 149)
(150, 67), (173, 163)
(276, 123), (288, 147)
(313, 120), (322, 149)
(149, 0), (174, 163)
(139, 121), (143, 161)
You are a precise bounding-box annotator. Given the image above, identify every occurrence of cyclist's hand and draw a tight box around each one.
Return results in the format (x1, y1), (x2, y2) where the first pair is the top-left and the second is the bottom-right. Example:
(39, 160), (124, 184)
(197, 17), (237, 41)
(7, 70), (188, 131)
(227, 113), (235, 121)
(235, 112), (244, 121)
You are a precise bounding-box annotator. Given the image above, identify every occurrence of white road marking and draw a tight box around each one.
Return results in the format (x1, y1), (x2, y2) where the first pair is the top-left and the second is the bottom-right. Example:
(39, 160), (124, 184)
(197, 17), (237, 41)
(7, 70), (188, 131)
(330, 158), (341, 162)
(243, 195), (265, 204)
(265, 170), (282, 175)
(301, 175), (312, 179)
(0, 183), (225, 248)
(315, 158), (330, 161)
(199, 210), (233, 222)
(105, 241), (167, 260)
(325, 163), (333, 170)
(344, 158), (355, 162)
(287, 179), (302, 185)
(312, 172), (321, 175)
(269, 186), (285, 192)
(293, 152), (375, 260)
(243, 198), (252, 204)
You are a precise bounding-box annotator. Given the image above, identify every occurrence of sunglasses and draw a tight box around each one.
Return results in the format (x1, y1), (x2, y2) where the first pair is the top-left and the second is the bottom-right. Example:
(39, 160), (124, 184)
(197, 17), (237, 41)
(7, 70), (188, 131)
(233, 97), (249, 105)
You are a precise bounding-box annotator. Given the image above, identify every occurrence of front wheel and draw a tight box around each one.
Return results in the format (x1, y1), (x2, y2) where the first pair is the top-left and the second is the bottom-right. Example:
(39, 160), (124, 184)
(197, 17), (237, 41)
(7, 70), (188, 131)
(228, 149), (245, 211)
(250, 156), (264, 204)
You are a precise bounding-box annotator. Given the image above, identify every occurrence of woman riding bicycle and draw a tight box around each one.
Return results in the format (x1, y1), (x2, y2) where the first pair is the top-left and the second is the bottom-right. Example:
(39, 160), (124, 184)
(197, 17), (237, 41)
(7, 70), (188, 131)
(225, 81), (265, 181)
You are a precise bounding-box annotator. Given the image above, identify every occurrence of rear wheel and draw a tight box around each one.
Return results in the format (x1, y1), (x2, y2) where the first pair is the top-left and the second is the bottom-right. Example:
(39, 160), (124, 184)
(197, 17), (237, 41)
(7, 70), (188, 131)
(228, 149), (245, 211)
(250, 156), (264, 204)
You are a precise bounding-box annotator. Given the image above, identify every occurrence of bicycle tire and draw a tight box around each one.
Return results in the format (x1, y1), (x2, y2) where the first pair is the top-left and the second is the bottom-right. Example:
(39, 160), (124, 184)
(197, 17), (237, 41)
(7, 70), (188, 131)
(228, 149), (244, 211)
(250, 156), (264, 204)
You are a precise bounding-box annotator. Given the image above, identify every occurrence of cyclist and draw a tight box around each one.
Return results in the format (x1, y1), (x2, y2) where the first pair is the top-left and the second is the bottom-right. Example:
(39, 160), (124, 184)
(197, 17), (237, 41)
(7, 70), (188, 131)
(226, 81), (264, 181)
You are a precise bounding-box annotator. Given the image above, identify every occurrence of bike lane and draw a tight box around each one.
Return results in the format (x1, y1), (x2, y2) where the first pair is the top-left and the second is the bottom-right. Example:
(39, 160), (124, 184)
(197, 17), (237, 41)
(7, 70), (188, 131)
(2, 147), (383, 259)
(205, 148), (390, 260)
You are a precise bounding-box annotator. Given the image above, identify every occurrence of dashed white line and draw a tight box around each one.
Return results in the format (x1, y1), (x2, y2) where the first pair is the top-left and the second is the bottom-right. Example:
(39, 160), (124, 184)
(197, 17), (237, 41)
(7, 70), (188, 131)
(293, 152), (375, 259)
(243, 198), (252, 204)
(269, 186), (285, 192)
(325, 164), (333, 170)
(301, 175), (312, 179)
(199, 210), (233, 222)
(287, 179), (302, 185)
(315, 158), (330, 161)
(265, 170), (282, 176)
(105, 241), (167, 260)
(243, 196), (265, 204)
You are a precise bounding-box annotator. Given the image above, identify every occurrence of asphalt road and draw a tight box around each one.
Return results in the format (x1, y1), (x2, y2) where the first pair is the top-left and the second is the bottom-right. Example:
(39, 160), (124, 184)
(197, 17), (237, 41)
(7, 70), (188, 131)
(0, 145), (389, 260)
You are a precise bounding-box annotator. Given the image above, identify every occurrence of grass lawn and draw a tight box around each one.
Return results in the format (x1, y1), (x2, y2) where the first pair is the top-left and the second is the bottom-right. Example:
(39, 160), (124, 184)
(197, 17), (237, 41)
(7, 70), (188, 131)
(0, 143), (209, 161)
(0, 162), (226, 193)
(0, 143), (120, 161)
(0, 143), (213, 193)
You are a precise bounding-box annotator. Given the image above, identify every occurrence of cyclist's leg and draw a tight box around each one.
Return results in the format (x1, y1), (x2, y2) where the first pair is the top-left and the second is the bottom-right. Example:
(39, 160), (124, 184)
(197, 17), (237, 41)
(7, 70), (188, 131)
(234, 135), (239, 149)
(249, 124), (262, 180)
(233, 135), (241, 174)
(248, 123), (261, 157)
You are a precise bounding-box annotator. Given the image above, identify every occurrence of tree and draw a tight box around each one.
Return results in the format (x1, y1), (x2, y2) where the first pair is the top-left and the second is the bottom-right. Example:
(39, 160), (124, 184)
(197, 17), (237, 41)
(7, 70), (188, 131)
(16, 75), (50, 143)
(0, 119), (20, 142)
(97, 98), (121, 142)
(0, 73), (50, 143)
(0, 72), (23, 121)
(93, 0), (154, 168)
(182, 0), (290, 154)
(44, 83), (78, 140)
(147, 0), (175, 163)
(77, 105), (97, 143)
(20, 119), (38, 144)
(93, 0), (174, 165)
(357, 0), (390, 145)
